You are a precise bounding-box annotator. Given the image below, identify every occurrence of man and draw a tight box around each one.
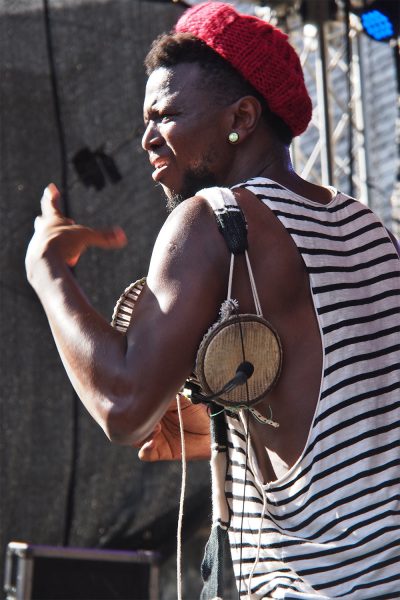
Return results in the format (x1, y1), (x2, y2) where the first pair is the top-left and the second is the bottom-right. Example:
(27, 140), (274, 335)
(26, 2), (400, 598)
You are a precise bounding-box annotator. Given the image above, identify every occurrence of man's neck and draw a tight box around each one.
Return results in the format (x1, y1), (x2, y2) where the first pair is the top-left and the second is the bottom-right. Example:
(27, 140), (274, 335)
(225, 144), (334, 206)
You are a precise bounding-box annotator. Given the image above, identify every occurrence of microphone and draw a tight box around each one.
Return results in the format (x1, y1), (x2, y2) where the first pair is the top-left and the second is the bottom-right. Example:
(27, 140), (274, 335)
(191, 361), (254, 404)
(222, 361), (254, 394)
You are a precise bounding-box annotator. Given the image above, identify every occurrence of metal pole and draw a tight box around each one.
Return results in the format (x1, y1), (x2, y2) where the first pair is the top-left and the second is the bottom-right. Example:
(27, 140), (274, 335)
(315, 19), (334, 185)
(344, 0), (355, 197)
(351, 33), (371, 205)
(391, 39), (400, 233)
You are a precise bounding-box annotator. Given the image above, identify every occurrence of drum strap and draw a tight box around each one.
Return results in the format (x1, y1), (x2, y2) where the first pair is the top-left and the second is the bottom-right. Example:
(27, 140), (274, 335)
(197, 186), (263, 316)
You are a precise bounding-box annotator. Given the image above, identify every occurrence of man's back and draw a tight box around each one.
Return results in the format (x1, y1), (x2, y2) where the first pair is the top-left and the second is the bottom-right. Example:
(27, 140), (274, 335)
(230, 181), (332, 481)
(222, 177), (400, 598)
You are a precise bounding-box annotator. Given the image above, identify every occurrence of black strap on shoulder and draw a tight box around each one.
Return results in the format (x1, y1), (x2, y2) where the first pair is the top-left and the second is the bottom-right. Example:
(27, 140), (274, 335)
(213, 204), (248, 255)
(197, 187), (248, 255)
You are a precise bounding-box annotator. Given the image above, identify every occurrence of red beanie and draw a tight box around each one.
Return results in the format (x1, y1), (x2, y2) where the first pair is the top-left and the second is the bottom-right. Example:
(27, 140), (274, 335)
(175, 2), (312, 137)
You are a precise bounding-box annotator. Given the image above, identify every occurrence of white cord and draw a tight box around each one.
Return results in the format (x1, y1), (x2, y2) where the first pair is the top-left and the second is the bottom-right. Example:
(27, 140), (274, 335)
(227, 251), (262, 318)
(245, 250), (263, 317)
(176, 395), (187, 600)
(227, 253), (235, 300)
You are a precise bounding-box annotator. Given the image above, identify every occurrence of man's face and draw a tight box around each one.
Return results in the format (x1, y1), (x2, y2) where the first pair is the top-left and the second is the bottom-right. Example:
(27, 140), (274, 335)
(142, 63), (230, 209)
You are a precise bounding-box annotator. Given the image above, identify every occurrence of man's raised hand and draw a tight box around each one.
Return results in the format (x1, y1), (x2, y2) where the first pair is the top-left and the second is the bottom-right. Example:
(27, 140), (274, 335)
(26, 184), (127, 281)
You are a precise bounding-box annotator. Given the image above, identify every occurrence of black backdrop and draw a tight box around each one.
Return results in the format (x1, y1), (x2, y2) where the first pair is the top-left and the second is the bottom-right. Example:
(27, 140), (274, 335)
(0, 0), (226, 596)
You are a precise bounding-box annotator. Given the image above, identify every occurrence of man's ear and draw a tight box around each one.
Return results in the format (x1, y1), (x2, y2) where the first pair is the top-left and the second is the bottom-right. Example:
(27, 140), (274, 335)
(228, 96), (263, 142)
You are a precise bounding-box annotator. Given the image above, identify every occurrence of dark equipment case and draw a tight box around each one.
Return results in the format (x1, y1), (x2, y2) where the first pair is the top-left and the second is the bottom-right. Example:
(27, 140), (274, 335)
(4, 542), (160, 600)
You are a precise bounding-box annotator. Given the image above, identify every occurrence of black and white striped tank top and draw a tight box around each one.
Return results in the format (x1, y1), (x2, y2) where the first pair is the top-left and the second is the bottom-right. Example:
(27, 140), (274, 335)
(225, 177), (400, 599)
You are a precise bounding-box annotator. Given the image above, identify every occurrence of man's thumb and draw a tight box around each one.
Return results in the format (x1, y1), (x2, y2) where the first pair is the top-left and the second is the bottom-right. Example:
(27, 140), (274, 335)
(41, 183), (62, 218)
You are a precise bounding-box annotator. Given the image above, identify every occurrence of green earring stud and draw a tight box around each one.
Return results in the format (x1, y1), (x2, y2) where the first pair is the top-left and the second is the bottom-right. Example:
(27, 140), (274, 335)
(228, 131), (239, 144)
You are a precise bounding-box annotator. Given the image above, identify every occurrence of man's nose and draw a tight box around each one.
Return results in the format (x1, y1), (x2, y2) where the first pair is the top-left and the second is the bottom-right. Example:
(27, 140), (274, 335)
(142, 122), (163, 151)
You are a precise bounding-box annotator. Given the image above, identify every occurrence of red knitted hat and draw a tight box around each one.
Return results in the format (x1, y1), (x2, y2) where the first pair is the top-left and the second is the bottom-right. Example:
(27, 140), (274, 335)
(175, 2), (312, 137)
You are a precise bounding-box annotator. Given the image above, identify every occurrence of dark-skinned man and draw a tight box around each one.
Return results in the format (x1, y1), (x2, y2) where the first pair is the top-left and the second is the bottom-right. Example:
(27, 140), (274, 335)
(26, 3), (400, 598)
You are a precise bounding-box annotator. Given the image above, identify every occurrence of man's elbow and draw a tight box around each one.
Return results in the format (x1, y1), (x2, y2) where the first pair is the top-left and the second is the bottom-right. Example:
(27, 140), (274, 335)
(103, 425), (135, 446)
(100, 396), (156, 446)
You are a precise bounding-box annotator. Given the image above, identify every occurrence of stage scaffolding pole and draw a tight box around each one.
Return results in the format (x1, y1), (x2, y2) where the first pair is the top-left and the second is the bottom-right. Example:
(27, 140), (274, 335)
(315, 17), (334, 186)
(288, 9), (372, 206)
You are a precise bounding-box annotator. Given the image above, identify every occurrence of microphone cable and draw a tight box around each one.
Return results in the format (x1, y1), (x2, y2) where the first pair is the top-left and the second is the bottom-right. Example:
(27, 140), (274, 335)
(175, 357), (254, 600)
(190, 361), (254, 405)
(176, 395), (186, 600)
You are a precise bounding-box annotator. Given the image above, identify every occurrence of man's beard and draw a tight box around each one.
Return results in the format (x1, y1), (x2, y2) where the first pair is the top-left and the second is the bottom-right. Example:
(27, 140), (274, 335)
(164, 165), (218, 213)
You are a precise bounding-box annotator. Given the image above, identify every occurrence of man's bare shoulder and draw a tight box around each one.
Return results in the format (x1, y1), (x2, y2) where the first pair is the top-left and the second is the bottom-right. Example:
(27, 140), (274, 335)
(147, 194), (229, 291)
(157, 194), (222, 242)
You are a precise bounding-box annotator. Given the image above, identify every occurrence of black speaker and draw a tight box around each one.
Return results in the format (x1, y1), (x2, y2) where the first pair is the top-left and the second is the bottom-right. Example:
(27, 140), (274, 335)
(4, 542), (160, 600)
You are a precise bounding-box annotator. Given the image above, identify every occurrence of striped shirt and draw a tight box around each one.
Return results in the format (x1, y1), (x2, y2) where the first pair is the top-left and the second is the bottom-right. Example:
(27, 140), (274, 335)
(225, 177), (400, 599)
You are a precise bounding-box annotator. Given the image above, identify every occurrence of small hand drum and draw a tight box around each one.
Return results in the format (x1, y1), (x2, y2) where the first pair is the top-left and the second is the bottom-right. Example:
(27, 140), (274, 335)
(195, 313), (282, 408)
(111, 278), (146, 333)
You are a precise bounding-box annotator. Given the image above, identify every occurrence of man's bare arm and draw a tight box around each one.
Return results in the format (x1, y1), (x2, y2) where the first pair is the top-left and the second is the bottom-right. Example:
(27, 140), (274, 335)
(26, 185), (228, 445)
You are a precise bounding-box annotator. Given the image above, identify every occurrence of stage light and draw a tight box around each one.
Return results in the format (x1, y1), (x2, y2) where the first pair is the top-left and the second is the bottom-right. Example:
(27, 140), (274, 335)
(353, 1), (399, 42)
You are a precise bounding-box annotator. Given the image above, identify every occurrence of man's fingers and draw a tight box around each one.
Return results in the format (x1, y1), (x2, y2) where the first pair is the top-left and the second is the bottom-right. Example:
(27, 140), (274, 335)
(65, 226), (126, 266)
(86, 226), (127, 249)
(39, 183), (126, 250)
(40, 183), (63, 218)
(131, 423), (162, 449)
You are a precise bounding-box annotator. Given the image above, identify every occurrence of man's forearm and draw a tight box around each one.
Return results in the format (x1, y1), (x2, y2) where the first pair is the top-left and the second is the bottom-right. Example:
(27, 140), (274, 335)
(28, 254), (138, 442)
